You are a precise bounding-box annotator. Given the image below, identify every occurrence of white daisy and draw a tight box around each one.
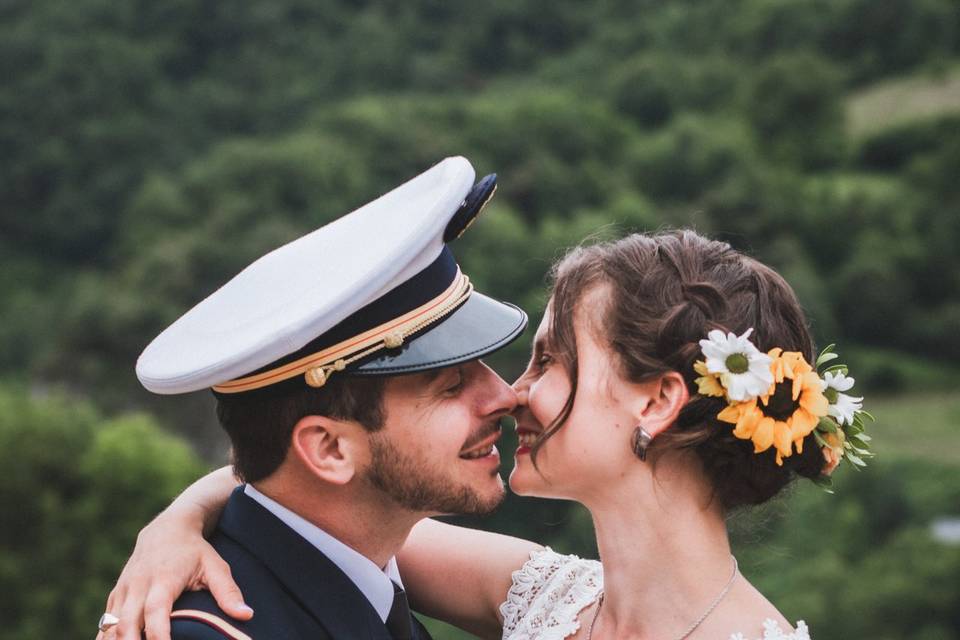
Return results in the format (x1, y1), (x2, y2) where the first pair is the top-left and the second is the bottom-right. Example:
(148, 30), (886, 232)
(821, 370), (863, 426)
(698, 328), (774, 401)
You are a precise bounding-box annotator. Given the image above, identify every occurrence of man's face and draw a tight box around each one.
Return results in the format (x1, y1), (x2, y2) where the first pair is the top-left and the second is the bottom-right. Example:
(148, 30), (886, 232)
(362, 360), (516, 516)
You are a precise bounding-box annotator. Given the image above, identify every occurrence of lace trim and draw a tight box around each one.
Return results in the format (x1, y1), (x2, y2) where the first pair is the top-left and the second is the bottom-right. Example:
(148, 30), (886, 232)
(729, 619), (811, 640)
(498, 549), (810, 640)
(499, 547), (603, 640)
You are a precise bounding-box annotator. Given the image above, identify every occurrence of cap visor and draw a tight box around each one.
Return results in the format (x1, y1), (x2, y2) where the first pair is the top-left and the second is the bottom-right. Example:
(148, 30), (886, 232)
(351, 292), (527, 376)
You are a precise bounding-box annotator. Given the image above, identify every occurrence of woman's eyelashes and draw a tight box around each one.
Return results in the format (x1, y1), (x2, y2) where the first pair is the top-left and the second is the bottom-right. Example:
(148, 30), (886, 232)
(534, 352), (553, 372)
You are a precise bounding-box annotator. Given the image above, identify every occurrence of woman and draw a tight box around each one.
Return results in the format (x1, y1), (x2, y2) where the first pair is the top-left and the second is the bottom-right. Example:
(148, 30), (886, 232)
(102, 230), (868, 640)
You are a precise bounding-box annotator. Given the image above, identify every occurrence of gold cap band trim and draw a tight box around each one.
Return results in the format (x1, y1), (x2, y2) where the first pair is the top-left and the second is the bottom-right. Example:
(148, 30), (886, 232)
(213, 269), (473, 394)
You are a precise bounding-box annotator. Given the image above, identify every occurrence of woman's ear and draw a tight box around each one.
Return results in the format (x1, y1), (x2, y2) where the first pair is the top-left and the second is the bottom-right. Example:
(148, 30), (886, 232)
(635, 371), (690, 438)
(290, 415), (367, 485)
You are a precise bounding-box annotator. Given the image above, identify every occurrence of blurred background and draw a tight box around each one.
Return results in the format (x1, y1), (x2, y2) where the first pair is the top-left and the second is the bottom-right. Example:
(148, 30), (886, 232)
(2, 0), (959, 638)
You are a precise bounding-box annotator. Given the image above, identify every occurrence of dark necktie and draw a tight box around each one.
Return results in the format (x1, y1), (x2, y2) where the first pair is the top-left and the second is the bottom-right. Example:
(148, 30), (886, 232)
(385, 581), (413, 640)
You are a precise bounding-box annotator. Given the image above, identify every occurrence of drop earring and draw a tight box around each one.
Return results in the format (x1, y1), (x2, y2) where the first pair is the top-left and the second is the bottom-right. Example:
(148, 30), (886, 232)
(631, 425), (652, 461)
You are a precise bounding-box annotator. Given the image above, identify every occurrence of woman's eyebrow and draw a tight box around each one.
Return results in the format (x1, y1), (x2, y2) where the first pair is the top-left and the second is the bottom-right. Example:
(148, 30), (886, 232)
(532, 335), (548, 356)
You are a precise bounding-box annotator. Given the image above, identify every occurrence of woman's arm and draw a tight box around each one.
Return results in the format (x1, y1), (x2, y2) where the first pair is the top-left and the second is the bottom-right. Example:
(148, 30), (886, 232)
(101, 468), (542, 640)
(399, 519), (542, 640)
(99, 466), (245, 640)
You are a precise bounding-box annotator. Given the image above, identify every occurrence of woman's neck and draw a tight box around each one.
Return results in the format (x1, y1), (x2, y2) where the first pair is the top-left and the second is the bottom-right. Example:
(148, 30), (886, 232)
(584, 460), (735, 638)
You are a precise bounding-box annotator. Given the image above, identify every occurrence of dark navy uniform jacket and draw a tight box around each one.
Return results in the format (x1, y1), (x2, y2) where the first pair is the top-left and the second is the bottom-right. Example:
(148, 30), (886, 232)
(170, 487), (433, 640)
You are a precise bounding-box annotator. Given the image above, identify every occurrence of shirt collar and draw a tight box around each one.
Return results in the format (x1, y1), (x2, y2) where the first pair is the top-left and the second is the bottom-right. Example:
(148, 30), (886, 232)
(243, 483), (402, 622)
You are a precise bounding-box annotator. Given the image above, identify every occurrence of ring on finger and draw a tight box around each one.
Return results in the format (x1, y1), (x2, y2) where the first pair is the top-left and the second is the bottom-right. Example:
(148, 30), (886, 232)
(98, 613), (120, 632)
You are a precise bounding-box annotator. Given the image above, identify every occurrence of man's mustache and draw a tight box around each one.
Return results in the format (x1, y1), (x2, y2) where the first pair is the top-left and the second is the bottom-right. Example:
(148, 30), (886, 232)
(460, 418), (504, 451)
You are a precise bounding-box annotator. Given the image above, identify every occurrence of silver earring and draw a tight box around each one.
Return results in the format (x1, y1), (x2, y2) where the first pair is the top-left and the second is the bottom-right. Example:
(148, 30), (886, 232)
(632, 426), (652, 461)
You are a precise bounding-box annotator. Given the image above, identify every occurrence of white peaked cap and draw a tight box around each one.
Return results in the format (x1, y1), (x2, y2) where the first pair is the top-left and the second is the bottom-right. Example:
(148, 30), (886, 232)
(137, 156), (526, 395)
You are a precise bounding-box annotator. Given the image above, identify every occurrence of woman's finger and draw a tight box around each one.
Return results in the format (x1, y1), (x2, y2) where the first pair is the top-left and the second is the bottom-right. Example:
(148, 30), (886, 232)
(203, 554), (253, 621)
(97, 586), (123, 640)
(143, 586), (177, 640)
(115, 584), (147, 640)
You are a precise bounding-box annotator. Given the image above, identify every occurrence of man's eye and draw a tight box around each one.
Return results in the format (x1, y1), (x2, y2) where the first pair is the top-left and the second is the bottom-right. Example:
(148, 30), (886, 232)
(443, 375), (464, 394)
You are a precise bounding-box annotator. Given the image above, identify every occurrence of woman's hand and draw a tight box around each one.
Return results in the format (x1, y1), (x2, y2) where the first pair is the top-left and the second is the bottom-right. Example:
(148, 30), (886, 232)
(96, 467), (247, 640)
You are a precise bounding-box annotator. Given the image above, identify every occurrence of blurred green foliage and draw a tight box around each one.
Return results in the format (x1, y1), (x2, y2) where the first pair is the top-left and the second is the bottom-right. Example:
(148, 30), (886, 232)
(0, 385), (204, 640)
(3, 0), (960, 638)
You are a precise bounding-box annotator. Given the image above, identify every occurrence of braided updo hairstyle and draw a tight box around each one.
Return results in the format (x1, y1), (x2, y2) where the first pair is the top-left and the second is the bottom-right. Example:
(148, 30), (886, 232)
(533, 229), (826, 510)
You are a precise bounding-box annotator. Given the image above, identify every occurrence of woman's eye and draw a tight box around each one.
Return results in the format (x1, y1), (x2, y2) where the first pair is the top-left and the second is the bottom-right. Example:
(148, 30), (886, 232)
(535, 354), (553, 370)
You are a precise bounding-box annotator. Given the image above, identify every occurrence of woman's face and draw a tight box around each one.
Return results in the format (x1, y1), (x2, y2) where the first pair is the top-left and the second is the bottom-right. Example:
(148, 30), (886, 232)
(509, 292), (646, 500)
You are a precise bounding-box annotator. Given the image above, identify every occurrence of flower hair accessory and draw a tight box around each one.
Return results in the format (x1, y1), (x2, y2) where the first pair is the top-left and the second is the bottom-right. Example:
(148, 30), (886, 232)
(694, 330), (873, 487)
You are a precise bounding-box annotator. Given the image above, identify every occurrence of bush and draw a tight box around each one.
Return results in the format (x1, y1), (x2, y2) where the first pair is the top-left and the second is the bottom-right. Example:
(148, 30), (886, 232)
(0, 386), (204, 640)
(746, 53), (846, 170)
(855, 116), (960, 171)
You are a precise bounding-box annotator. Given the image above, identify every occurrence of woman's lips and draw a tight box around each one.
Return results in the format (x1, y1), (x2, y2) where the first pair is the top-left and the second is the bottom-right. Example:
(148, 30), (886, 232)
(515, 428), (541, 456)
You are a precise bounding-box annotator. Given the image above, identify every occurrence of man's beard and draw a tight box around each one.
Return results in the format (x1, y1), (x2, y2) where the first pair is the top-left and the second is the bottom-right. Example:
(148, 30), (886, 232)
(364, 432), (505, 516)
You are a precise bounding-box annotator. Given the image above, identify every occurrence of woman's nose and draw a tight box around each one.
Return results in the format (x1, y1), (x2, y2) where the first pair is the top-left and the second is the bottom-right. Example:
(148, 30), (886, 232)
(511, 373), (530, 405)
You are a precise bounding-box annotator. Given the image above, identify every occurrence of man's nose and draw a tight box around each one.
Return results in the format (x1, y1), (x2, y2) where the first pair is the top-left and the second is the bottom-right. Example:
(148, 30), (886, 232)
(472, 361), (518, 415)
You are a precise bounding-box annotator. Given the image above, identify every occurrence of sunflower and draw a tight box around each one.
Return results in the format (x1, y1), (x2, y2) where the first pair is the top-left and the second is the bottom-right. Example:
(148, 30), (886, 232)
(717, 348), (830, 465)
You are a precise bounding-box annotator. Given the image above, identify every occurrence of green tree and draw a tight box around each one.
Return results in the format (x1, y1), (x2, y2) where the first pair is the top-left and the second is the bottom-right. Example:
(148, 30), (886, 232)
(0, 386), (205, 640)
(746, 53), (846, 170)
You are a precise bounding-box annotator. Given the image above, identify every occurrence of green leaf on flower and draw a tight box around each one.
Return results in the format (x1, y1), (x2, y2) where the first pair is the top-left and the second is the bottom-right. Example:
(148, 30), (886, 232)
(817, 417), (838, 433)
(847, 434), (870, 449)
(846, 453), (867, 467)
(816, 343), (836, 364)
(823, 363), (849, 376)
(858, 410), (876, 422)
(813, 430), (828, 447)
(812, 475), (835, 493)
(854, 433), (872, 442)
(816, 352), (839, 367)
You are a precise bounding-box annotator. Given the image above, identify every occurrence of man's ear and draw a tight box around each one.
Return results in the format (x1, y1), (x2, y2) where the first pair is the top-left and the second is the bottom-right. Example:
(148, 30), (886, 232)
(633, 371), (690, 438)
(290, 415), (367, 485)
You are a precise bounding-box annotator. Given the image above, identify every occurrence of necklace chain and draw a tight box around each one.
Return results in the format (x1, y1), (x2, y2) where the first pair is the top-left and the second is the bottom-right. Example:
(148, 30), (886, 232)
(585, 555), (739, 640)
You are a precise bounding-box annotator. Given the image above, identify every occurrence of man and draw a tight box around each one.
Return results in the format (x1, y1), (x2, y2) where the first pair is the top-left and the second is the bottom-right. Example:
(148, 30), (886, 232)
(98, 157), (527, 639)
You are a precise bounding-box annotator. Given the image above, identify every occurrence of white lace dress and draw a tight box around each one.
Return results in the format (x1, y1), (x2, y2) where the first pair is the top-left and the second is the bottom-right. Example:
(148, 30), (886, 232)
(498, 548), (811, 640)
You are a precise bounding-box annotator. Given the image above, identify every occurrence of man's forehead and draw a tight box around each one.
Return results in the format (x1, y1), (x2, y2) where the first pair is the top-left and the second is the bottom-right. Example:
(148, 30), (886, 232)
(382, 364), (462, 391)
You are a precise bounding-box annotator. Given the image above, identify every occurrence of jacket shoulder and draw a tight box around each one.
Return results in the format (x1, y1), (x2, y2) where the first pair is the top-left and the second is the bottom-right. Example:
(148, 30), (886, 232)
(170, 610), (252, 640)
(170, 590), (253, 640)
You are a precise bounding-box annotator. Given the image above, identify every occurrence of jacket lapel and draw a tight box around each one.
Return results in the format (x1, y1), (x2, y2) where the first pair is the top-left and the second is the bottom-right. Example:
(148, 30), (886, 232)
(218, 487), (393, 640)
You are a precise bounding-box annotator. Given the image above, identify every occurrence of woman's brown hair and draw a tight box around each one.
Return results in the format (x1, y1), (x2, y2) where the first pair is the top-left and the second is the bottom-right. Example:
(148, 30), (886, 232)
(533, 229), (825, 510)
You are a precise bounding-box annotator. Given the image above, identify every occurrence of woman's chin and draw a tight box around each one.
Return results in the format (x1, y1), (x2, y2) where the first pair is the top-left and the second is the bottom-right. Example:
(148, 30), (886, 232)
(508, 464), (549, 498)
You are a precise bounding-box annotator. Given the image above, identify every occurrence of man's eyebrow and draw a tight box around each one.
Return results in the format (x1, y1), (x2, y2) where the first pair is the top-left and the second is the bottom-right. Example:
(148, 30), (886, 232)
(422, 367), (452, 384)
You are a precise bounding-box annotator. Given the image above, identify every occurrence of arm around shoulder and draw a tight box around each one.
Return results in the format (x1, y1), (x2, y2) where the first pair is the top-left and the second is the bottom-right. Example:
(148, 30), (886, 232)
(398, 519), (543, 640)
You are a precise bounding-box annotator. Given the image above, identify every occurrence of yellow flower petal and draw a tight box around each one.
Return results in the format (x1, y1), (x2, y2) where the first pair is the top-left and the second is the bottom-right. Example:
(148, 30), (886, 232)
(695, 374), (725, 398)
(800, 375), (829, 417)
(773, 421), (794, 460)
(790, 408), (818, 440)
(768, 348), (785, 382)
(752, 416), (776, 453)
(732, 404), (763, 440)
(718, 402), (745, 424)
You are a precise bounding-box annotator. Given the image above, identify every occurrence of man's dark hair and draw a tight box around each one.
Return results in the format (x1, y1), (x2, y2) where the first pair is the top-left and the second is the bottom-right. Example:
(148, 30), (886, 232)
(214, 375), (386, 483)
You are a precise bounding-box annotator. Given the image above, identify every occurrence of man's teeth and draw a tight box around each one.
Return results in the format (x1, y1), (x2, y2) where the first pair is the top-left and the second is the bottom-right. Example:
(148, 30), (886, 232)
(518, 432), (539, 447)
(461, 445), (495, 459)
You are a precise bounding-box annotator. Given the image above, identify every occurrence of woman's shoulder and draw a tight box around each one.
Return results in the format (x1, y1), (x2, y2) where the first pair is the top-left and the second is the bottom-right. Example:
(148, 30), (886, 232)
(729, 619), (811, 640)
(499, 547), (603, 640)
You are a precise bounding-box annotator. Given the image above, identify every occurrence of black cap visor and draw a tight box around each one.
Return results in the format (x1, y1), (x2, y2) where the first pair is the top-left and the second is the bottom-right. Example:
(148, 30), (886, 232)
(350, 292), (527, 376)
